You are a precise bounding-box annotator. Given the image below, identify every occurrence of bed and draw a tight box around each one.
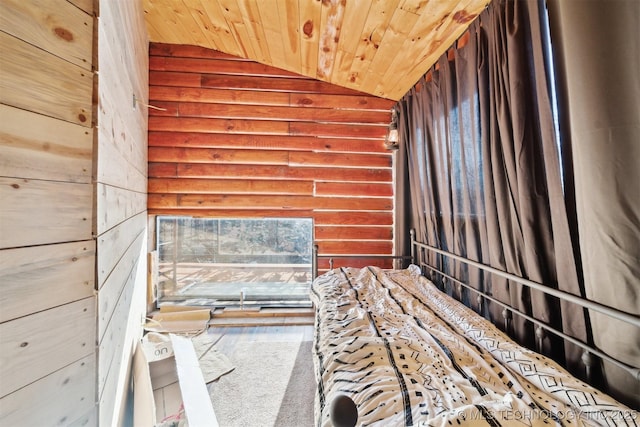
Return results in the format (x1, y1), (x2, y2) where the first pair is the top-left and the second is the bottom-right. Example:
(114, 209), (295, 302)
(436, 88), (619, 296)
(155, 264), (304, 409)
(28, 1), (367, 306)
(310, 264), (637, 427)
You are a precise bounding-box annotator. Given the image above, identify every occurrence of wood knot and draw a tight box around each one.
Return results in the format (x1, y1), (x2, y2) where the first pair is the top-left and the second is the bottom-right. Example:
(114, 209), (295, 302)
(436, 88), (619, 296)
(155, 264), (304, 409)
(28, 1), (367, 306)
(78, 113), (87, 123)
(453, 10), (476, 24)
(303, 20), (314, 37)
(11, 183), (20, 189)
(54, 27), (74, 42)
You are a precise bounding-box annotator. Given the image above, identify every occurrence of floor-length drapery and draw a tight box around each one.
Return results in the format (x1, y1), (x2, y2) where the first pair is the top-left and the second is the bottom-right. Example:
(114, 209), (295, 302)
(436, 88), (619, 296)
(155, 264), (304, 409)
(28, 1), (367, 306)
(547, 0), (640, 408)
(398, 0), (588, 375)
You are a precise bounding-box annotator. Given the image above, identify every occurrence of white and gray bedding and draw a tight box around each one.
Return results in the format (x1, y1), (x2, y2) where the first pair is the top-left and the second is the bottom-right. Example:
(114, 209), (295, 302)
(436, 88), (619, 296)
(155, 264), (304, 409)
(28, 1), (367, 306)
(310, 266), (636, 427)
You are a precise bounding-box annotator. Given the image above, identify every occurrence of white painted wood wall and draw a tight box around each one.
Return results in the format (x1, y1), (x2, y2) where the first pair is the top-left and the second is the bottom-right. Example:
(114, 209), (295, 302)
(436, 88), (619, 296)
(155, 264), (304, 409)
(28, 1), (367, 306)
(0, 0), (148, 425)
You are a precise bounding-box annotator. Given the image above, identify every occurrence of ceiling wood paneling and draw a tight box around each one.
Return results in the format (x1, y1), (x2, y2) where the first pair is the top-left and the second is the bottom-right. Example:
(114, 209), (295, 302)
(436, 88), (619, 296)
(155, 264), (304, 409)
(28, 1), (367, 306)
(143, 0), (490, 100)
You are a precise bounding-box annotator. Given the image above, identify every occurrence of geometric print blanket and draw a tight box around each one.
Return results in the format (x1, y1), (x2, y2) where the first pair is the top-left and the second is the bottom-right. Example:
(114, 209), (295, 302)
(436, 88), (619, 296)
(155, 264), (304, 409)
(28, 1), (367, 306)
(310, 266), (636, 427)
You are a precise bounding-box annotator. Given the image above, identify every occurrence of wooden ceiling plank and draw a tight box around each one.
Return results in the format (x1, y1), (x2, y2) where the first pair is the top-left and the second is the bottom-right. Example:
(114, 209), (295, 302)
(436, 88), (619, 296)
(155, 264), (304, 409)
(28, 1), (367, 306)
(346, 0), (400, 96)
(385, 0), (487, 99)
(253, 1), (286, 71)
(277, 0), (302, 75)
(181, 0), (227, 52)
(316, 0), (346, 81)
(143, 0), (183, 45)
(195, 0), (244, 57)
(298, 0), (322, 77)
(215, 0), (257, 59)
(152, 0), (211, 48)
(142, 0), (490, 101)
(360, 7), (420, 97)
(329, 0), (373, 90)
(234, 0), (271, 64)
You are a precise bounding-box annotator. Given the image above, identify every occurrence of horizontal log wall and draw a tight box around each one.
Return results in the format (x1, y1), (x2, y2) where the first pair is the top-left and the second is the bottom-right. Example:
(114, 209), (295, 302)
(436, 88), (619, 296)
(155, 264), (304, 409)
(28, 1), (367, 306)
(148, 43), (397, 271)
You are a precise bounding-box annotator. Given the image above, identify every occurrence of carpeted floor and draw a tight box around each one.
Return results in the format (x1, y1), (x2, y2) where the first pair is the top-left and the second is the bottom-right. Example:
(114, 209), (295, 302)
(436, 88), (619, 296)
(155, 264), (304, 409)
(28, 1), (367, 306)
(209, 340), (315, 426)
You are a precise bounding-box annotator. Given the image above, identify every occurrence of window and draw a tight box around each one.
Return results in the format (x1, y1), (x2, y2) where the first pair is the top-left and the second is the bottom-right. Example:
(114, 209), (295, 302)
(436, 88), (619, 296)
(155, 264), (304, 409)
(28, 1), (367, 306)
(156, 216), (313, 307)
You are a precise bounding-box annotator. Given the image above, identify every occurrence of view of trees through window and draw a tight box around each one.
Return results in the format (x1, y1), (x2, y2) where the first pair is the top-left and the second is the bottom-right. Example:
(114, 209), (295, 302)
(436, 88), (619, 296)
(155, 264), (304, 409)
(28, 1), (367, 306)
(156, 217), (313, 307)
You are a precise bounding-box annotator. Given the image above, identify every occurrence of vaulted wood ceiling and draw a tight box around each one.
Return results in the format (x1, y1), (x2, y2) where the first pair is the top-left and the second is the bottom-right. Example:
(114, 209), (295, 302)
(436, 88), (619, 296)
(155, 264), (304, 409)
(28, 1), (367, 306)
(142, 0), (490, 101)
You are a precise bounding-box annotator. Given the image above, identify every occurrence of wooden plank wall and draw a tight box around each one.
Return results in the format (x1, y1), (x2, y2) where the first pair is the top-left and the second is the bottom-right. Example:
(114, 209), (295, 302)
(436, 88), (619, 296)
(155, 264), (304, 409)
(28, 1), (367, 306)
(1, 0), (148, 425)
(147, 43), (396, 272)
(0, 0), (96, 425)
(96, 0), (148, 426)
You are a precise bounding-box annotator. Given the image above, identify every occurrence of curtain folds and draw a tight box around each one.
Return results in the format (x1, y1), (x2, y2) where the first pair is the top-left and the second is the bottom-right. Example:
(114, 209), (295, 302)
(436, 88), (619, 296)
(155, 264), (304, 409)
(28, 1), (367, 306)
(399, 0), (588, 373)
(546, 0), (640, 408)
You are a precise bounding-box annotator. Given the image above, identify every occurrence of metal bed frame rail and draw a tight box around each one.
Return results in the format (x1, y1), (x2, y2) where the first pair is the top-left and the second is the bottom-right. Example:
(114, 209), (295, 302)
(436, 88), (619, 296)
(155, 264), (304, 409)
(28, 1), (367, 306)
(312, 244), (412, 279)
(409, 230), (640, 383)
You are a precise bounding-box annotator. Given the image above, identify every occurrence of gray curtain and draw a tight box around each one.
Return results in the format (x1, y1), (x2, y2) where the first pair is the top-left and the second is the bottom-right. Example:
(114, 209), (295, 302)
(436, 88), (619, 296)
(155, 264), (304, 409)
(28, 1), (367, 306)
(547, 0), (640, 408)
(398, 0), (589, 377)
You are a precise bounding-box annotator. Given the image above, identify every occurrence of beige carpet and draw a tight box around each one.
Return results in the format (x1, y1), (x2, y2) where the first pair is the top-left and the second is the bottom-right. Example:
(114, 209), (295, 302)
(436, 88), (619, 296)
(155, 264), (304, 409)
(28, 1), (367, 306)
(210, 340), (315, 426)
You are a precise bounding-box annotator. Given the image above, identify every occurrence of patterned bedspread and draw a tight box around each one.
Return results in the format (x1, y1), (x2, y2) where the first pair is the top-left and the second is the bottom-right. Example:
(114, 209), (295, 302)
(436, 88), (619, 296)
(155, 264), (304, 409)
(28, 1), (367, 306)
(310, 266), (636, 427)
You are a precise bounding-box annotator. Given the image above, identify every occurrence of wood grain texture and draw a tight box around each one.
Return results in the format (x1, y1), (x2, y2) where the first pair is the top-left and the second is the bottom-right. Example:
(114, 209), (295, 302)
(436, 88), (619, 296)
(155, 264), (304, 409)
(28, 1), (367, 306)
(0, 0), (93, 70)
(0, 31), (92, 126)
(151, 101), (391, 123)
(314, 225), (393, 241)
(0, 178), (92, 249)
(316, 257), (394, 271)
(0, 104), (92, 183)
(95, 0), (149, 424)
(0, 241), (95, 323)
(67, 0), (93, 15)
(149, 55), (302, 78)
(97, 212), (148, 288)
(149, 132), (388, 153)
(153, 194), (392, 211)
(96, 184), (147, 236)
(315, 181), (393, 197)
(148, 208), (314, 218)
(164, 164), (391, 181)
(0, 355), (95, 426)
(97, 234), (144, 398)
(142, 0), (491, 100)
(148, 43), (396, 262)
(0, 297), (95, 397)
(149, 84), (394, 110)
(98, 232), (146, 341)
(149, 178), (314, 195)
(316, 240), (393, 255)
